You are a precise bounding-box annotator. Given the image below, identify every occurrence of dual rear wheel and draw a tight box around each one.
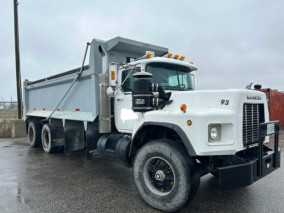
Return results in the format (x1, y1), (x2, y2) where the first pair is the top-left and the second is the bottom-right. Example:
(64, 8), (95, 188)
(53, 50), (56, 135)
(28, 121), (61, 153)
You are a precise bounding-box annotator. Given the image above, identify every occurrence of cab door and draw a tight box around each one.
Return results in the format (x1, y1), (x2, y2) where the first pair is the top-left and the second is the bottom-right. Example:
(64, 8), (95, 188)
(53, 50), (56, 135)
(114, 68), (140, 133)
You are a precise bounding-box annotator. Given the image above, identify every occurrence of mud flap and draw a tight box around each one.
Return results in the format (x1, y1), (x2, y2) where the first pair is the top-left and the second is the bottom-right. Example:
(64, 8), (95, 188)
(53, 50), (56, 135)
(64, 120), (85, 152)
(50, 119), (65, 147)
(86, 121), (101, 160)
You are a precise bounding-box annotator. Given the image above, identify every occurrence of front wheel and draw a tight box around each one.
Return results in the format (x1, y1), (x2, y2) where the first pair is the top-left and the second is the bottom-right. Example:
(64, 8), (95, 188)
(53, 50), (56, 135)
(133, 140), (200, 212)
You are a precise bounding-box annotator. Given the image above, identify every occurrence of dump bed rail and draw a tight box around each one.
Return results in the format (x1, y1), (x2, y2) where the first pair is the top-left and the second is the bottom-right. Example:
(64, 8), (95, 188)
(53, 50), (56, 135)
(26, 65), (89, 86)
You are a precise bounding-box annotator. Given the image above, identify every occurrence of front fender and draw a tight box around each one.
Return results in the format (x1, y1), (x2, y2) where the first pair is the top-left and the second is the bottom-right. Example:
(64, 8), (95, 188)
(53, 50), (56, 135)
(131, 121), (196, 157)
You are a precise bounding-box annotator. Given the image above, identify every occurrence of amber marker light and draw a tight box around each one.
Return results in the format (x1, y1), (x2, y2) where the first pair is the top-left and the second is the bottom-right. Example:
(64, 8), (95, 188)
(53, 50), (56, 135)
(111, 71), (116, 80)
(168, 53), (173, 58)
(174, 54), (180, 59)
(180, 56), (186, 61)
(147, 52), (153, 58)
(180, 104), (187, 113)
(187, 120), (192, 126)
(190, 61), (194, 64)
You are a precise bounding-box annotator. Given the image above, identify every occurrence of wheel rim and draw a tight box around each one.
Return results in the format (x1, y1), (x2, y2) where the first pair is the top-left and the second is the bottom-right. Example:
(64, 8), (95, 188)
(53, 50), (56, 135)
(143, 157), (175, 196)
(42, 128), (50, 148)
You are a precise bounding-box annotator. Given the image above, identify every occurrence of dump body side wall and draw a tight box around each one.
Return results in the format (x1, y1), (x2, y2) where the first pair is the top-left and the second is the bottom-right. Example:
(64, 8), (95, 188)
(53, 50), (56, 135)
(24, 68), (99, 122)
(23, 39), (107, 122)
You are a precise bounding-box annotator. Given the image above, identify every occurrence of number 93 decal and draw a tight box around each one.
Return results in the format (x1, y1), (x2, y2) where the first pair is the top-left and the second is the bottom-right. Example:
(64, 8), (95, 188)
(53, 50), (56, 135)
(221, 99), (229, 105)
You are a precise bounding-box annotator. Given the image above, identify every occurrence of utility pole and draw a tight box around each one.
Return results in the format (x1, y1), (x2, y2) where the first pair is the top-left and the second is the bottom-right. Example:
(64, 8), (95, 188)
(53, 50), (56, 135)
(13, 0), (22, 119)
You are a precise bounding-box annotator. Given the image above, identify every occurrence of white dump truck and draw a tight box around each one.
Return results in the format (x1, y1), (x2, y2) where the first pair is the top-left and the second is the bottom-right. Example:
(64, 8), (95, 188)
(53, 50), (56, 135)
(23, 37), (281, 212)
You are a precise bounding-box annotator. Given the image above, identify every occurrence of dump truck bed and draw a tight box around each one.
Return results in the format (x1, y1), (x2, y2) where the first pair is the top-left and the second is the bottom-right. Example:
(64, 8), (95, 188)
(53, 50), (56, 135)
(23, 36), (168, 123)
(23, 65), (98, 122)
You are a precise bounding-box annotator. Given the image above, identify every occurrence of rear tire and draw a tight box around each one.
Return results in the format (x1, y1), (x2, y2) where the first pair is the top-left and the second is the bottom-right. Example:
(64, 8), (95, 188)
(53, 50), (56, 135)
(28, 121), (41, 147)
(133, 140), (200, 212)
(41, 124), (57, 153)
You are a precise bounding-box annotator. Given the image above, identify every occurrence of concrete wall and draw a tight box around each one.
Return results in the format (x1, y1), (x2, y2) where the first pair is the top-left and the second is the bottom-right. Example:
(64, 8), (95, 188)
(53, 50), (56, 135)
(10, 119), (26, 138)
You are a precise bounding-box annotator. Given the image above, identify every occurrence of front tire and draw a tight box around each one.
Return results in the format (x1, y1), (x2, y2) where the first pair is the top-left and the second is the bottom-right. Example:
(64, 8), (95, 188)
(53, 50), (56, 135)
(133, 140), (200, 212)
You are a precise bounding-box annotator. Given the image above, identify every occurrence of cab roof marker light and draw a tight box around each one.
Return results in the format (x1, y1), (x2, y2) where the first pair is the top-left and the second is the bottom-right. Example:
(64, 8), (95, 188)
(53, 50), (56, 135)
(146, 51), (155, 58)
(168, 53), (173, 58)
(180, 56), (186, 61)
(190, 61), (194, 64)
(174, 54), (180, 59)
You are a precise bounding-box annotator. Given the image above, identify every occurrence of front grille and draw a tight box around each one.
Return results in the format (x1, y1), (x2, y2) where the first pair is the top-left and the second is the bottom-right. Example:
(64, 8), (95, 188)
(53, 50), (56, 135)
(243, 103), (265, 146)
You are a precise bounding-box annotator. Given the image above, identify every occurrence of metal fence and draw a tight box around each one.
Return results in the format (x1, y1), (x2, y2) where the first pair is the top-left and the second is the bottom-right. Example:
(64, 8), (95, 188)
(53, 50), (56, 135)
(0, 101), (18, 137)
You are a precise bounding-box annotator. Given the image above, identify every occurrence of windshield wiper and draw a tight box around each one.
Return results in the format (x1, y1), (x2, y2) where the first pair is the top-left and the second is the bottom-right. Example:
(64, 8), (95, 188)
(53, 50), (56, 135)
(163, 86), (191, 91)
(163, 86), (178, 90)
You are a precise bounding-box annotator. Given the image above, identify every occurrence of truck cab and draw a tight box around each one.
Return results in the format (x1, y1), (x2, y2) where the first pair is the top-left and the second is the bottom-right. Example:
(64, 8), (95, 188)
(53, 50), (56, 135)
(114, 54), (197, 133)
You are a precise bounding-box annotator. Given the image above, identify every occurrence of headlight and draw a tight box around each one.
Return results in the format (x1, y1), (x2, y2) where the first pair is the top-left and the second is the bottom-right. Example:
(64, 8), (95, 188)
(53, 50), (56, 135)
(208, 124), (221, 142)
(210, 127), (218, 140)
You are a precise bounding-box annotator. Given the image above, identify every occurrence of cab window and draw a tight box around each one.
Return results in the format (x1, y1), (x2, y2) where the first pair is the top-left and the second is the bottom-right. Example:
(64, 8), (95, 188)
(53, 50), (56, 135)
(121, 67), (140, 92)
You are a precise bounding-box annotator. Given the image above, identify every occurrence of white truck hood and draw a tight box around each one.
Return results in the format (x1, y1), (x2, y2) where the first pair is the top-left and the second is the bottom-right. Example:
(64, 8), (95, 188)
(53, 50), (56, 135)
(164, 89), (267, 112)
(134, 89), (269, 156)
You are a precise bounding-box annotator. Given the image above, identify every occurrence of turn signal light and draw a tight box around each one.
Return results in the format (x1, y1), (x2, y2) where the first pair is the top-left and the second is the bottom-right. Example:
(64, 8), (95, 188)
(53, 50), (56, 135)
(180, 104), (187, 113)
(174, 54), (180, 59)
(187, 120), (192, 126)
(111, 71), (116, 80)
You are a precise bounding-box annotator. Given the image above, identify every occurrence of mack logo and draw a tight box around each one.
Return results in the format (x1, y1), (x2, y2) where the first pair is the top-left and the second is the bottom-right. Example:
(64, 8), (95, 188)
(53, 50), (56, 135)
(135, 99), (145, 104)
(247, 95), (261, 100)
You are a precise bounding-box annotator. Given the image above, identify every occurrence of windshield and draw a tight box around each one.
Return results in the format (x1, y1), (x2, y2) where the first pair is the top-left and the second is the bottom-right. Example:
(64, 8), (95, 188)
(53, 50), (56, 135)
(120, 63), (194, 93)
(146, 63), (194, 91)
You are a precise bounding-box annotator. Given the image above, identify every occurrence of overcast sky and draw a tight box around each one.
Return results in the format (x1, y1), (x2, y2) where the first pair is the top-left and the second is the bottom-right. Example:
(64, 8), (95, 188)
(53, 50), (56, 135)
(1, 0), (283, 101)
